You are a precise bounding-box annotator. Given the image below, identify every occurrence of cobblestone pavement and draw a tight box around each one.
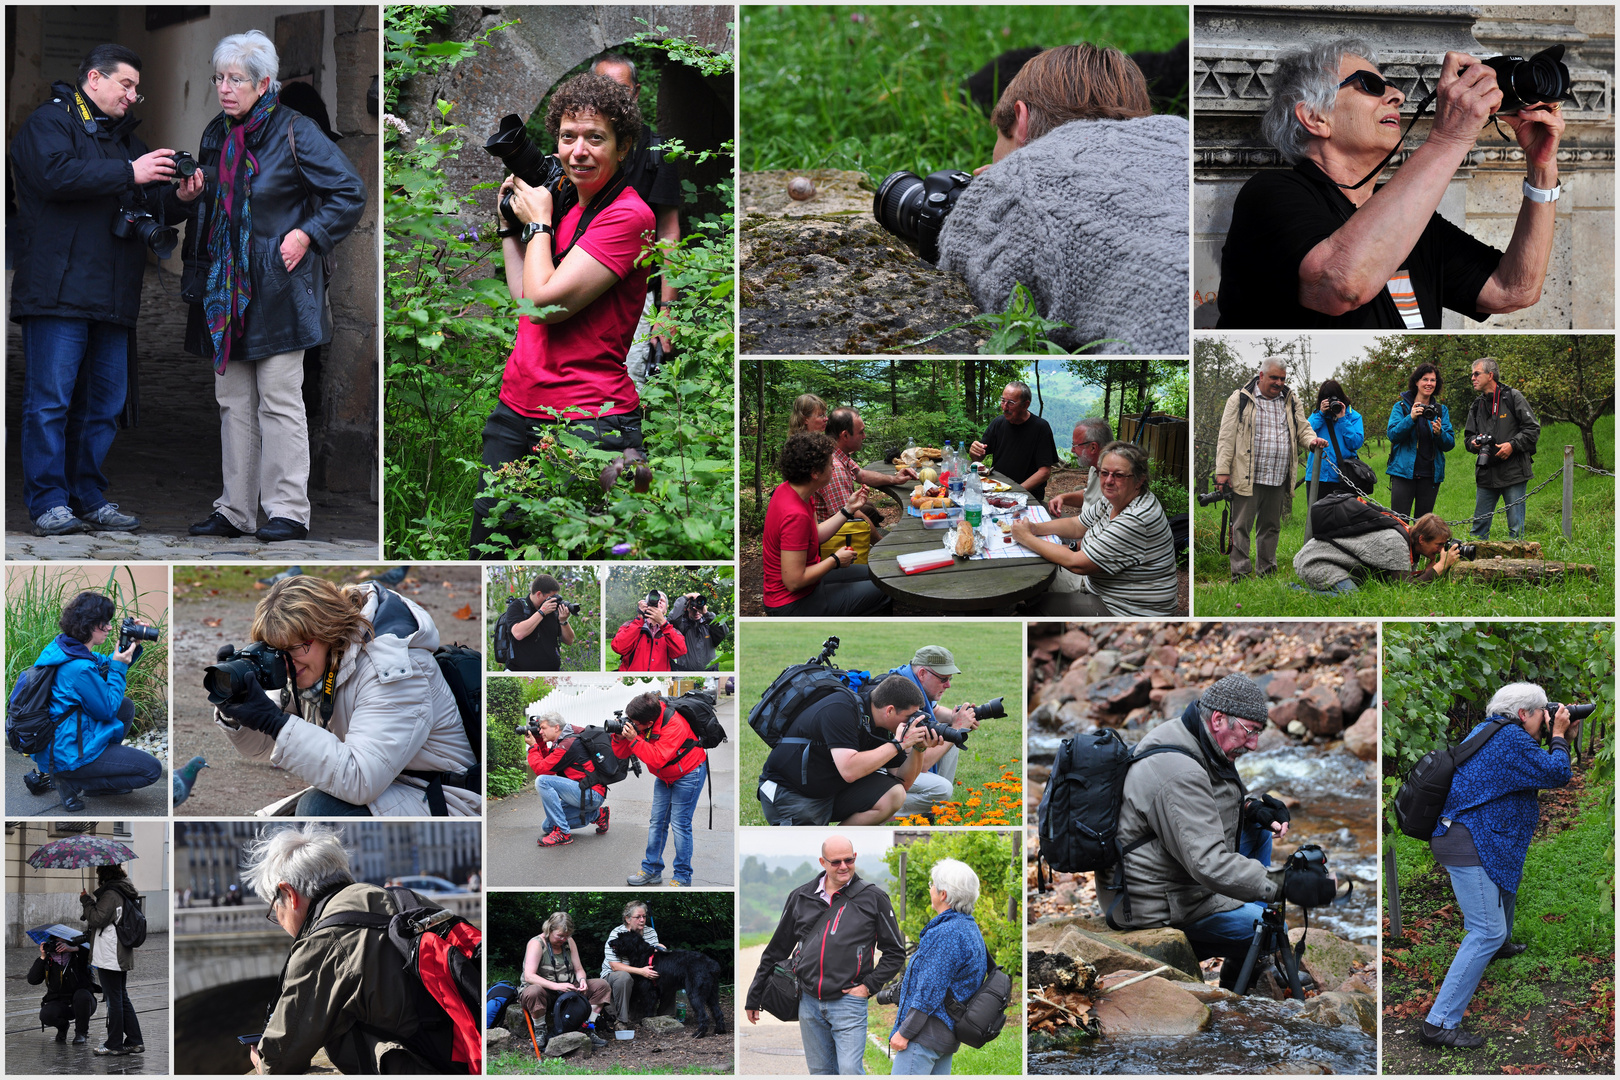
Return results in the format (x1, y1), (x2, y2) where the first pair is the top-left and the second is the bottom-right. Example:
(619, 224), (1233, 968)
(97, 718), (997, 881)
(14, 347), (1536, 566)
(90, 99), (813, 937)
(6, 934), (170, 1075)
(6, 265), (378, 552)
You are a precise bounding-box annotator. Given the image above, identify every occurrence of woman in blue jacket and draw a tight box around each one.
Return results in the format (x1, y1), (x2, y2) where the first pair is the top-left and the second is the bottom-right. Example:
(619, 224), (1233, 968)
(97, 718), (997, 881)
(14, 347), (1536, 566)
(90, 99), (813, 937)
(1305, 379), (1364, 502)
(1421, 683), (1572, 1049)
(23, 592), (161, 812)
(888, 858), (989, 1075)
(1387, 363), (1455, 520)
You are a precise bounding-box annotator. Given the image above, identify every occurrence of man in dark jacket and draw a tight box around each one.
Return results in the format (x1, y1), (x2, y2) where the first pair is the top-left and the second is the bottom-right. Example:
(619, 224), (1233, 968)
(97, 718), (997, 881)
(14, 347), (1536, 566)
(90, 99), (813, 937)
(745, 835), (905, 1074)
(668, 592), (726, 671)
(10, 44), (204, 536)
(27, 934), (98, 1044)
(1465, 357), (1540, 541)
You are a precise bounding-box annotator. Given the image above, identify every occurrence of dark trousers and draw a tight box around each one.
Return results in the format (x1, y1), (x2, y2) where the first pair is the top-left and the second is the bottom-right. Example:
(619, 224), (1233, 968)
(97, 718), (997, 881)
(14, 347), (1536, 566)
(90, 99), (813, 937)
(1389, 475), (1439, 520)
(765, 566), (891, 617)
(40, 990), (96, 1036)
(98, 968), (142, 1049)
(469, 402), (644, 558)
(56, 712), (163, 795)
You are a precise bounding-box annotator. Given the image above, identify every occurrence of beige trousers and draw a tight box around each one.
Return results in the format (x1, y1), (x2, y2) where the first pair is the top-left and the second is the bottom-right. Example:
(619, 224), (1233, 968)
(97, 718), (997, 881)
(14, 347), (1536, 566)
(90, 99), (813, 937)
(213, 349), (310, 530)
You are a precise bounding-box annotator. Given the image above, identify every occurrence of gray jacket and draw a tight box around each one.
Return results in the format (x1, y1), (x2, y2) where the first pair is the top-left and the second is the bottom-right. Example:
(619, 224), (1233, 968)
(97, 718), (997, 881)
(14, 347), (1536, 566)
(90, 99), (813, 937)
(1464, 383), (1539, 489)
(1102, 705), (1279, 928)
(668, 596), (727, 672)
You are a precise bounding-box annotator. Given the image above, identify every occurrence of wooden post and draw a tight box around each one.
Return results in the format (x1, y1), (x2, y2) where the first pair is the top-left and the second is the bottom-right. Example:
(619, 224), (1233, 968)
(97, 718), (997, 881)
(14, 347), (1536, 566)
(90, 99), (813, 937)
(1385, 844), (1402, 939)
(1562, 445), (1574, 540)
(1304, 466), (1320, 541)
(896, 850), (906, 925)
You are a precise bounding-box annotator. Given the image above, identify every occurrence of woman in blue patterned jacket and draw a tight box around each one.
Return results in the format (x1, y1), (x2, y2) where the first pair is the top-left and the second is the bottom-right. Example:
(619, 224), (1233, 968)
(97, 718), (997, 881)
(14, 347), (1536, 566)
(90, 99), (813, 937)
(888, 858), (988, 1074)
(1422, 683), (1572, 1049)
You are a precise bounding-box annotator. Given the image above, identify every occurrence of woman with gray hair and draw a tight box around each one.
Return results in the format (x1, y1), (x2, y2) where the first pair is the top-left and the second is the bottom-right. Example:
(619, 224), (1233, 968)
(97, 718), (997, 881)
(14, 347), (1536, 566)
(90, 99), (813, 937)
(1010, 441), (1179, 615)
(1418, 683), (1572, 1049)
(177, 29), (367, 543)
(887, 858), (989, 1074)
(1216, 35), (1564, 330)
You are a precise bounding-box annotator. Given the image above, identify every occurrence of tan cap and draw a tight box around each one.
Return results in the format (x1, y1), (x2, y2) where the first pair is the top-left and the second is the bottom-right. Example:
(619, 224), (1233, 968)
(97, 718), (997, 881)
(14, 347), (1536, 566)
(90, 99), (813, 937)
(911, 645), (961, 675)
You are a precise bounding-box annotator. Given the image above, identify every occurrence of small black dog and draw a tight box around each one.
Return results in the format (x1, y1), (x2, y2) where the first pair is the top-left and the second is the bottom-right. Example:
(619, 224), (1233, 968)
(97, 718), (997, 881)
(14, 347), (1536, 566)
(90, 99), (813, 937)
(609, 929), (727, 1038)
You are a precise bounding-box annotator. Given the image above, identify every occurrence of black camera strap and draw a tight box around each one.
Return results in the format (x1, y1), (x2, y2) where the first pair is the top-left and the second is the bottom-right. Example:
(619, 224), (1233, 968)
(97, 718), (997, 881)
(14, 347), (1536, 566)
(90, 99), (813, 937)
(1337, 88), (1437, 191)
(70, 89), (100, 136)
(552, 171), (631, 268)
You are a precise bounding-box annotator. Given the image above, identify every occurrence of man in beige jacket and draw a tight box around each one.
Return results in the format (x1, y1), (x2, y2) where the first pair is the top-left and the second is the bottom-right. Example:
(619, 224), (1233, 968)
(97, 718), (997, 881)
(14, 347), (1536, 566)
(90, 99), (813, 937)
(1214, 357), (1326, 580)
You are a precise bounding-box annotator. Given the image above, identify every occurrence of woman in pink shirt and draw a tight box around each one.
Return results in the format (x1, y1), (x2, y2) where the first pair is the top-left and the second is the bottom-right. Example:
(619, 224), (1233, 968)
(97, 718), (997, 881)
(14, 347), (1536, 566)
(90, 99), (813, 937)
(763, 432), (891, 616)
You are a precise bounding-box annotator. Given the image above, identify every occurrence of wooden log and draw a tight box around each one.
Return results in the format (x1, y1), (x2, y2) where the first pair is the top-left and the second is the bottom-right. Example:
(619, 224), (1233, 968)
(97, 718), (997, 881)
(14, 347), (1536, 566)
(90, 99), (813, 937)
(1450, 558), (1597, 583)
(1465, 540), (1543, 559)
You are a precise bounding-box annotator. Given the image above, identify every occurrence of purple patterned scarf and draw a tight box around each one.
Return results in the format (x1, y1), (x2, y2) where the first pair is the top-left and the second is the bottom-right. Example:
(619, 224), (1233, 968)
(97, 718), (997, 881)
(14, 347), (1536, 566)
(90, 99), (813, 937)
(204, 88), (279, 374)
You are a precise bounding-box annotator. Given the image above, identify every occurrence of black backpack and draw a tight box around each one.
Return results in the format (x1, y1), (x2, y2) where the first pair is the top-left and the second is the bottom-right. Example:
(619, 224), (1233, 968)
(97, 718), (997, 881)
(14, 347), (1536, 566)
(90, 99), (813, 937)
(666, 690), (725, 750)
(1393, 718), (1512, 839)
(492, 604), (522, 669)
(747, 664), (870, 749)
(433, 645), (483, 766)
(114, 892), (147, 949)
(566, 725), (635, 789)
(7, 664), (74, 764)
(1308, 492), (1407, 543)
(945, 958), (1013, 1049)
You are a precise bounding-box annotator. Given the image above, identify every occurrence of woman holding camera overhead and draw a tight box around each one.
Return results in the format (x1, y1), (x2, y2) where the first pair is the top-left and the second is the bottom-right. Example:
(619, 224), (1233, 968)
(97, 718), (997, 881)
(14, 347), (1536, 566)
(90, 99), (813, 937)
(179, 30), (365, 544)
(1387, 363), (1456, 520)
(211, 575), (478, 816)
(1304, 379), (1366, 502)
(469, 72), (658, 556)
(19, 592), (161, 813)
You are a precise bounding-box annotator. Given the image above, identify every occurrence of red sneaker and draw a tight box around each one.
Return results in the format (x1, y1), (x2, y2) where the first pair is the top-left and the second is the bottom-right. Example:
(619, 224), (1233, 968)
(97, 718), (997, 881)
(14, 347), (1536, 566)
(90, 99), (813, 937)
(537, 827), (573, 847)
(595, 806), (611, 834)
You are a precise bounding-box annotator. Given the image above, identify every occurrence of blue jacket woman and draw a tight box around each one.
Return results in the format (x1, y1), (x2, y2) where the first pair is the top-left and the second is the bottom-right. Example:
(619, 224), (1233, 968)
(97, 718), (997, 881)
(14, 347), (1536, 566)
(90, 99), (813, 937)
(1386, 364), (1455, 521)
(1388, 397), (1456, 482)
(1306, 407), (1365, 483)
(889, 859), (990, 1075)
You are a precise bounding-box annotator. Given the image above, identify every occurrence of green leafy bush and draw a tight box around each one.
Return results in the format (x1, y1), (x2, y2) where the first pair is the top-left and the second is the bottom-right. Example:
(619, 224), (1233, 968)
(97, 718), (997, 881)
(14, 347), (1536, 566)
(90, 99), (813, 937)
(880, 831), (1022, 977)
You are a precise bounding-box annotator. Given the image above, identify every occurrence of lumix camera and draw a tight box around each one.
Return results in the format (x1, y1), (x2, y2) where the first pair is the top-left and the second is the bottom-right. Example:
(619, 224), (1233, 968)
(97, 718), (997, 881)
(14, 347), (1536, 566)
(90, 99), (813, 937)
(483, 114), (572, 227)
(203, 641), (290, 706)
(112, 205), (178, 259)
(118, 618), (161, 653)
(1482, 45), (1574, 114)
(873, 169), (973, 265)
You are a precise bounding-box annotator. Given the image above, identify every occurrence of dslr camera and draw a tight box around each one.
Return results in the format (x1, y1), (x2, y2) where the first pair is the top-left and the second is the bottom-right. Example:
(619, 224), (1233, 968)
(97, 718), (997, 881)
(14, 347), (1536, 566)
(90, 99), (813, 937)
(1482, 45), (1573, 114)
(873, 169), (973, 265)
(1467, 433), (1497, 468)
(1443, 539), (1478, 560)
(170, 150), (202, 179)
(112, 205), (178, 259)
(483, 114), (572, 227)
(1318, 398), (1347, 417)
(203, 642), (290, 706)
(118, 618), (161, 653)
(899, 709), (970, 748)
(605, 709), (628, 736)
(1197, 482), (1234, 508)
(1544, 702), (1596, 749)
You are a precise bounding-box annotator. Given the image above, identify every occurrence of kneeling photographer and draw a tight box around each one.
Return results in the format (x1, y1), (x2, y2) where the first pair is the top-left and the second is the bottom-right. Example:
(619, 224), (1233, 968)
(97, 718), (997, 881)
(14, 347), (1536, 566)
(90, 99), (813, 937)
(524, 712), (610, 848)
(496, 574), (577, 672)
(1292, 508), (1462, 595)
(876, 44), (1188, 355)
(16, 591), (162, 812)
(886, 646), (1006, 817)
(208, 576), (479, 817)
(1102, 675), (1338, 990)
(616, 692), (709, 888)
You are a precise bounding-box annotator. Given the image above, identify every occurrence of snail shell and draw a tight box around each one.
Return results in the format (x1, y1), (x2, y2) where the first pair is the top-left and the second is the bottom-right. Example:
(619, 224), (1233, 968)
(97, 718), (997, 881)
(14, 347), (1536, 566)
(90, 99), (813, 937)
(788, 177), (816, 201)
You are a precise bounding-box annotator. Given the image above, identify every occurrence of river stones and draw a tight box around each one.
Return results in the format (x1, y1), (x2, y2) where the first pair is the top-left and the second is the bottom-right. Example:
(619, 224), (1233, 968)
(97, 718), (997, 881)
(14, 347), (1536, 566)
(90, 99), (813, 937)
(1341, 708), (1379, 761)
(1295, 684), (1344, 736)
(1093, 976), (1212, 1036)
(1287, 927), (1375, 992)
(1298, 990), (1378, 1034)
(1029, 920), (1201, 983)
(1112, 928), (1203, 979)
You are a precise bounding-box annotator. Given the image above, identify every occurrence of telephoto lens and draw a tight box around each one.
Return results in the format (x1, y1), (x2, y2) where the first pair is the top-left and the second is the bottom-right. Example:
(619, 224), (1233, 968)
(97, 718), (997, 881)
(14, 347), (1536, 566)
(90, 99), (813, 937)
(560, 600), (583, 616)
(118, 618), (161, 651)
(971, 697), (1008, 721)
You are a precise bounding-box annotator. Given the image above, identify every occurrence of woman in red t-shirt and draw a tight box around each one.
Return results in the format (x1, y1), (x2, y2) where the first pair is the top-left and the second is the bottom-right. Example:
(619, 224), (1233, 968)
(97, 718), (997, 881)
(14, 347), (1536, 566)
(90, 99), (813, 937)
(763, 432), (891, 616)
(470, 73), (658, 556)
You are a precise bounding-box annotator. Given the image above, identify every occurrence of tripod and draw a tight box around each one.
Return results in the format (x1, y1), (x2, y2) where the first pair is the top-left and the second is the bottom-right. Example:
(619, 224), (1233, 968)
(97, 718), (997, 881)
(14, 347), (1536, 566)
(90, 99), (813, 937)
(1230, 902), (1306, 1001)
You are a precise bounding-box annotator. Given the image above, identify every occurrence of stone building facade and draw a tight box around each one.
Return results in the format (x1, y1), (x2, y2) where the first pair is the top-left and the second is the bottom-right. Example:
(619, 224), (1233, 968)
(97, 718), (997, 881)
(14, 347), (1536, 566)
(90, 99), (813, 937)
(1193, 5), (1613, 329)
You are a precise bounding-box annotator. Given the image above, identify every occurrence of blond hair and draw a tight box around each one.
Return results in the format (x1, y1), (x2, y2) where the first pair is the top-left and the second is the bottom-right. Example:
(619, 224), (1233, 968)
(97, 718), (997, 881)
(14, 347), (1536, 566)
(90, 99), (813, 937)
(789, 394), (827, 436)
(542, 911), (575, 938)
(251, 575), (373, 651)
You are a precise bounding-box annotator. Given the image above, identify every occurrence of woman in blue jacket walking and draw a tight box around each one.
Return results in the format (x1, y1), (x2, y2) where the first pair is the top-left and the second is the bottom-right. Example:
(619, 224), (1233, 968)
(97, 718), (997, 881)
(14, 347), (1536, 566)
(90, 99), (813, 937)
(1387, 364), (1455, 520)
(1422, 683), (1572, 1049)
(22, 592), (161, 812)
(888, 858), (989, 1074)
(1305, 379), (1364, 502)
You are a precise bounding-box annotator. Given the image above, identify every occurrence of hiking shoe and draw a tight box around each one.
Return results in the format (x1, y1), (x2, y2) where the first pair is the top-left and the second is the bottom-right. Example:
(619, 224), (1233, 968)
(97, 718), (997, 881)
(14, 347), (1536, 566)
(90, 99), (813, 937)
(670, 880), (689, 888)
(59, 781), (87, 813)
(121, 1044), (144, 1054)
(626, 869), (662, 886)
(80, 503), (139, 531)
(33, 506), (85, 536)
(1491, 941), (1528, 962)
(1419, 1022), (1485, 1049)
(92, 1044), (132, 1056)
(538, 827), (573, 847)
(595, 805), (610, 833)
(587, 1029), (609, 1049)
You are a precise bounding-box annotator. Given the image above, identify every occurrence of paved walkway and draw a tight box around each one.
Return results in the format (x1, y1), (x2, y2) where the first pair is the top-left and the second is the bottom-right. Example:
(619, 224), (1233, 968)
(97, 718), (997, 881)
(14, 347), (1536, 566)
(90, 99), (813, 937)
(5, 743), (168, 817)
(488, 698), (737, 888)
(736, 943), (809, 1075)
(6, 933), (170, 1075)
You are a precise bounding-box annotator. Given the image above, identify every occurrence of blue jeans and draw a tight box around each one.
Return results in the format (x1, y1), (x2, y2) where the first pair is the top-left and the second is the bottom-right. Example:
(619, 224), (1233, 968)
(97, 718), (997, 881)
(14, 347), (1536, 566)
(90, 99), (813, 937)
(296, 789), (373, 816)
(56, 713), (162, 796)
(1180, 825), (1273, 960)
(20, 317), (128, 517)
(536, 774), (603, 834)
(1472, 480), (1528, 540)
(1426, 865), (1514, 1028)
(891, 1041), (953, 1074)
(643, 761), (706, 885)
(799, 992), (870, 1075)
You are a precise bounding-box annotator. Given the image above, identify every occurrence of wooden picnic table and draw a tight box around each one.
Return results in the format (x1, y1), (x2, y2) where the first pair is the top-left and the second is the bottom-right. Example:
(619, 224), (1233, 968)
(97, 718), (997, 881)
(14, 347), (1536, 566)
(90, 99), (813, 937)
(863, 461), (1056, 612)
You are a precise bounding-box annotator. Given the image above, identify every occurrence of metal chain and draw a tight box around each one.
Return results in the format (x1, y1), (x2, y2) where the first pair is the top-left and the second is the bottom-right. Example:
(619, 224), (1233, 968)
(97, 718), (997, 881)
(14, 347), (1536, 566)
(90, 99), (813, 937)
(1572, 463), (1617, 478)
(1316, 461), (1574, 529)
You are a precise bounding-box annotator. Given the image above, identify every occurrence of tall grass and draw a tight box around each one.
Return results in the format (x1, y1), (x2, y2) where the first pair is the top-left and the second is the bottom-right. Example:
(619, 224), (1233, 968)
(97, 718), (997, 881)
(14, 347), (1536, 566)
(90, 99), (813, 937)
(5, 567), (170, 736)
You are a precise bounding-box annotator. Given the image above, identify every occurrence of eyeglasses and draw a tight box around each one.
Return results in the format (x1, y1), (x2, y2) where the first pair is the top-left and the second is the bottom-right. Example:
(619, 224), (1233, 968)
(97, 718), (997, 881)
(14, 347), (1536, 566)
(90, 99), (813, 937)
(1232, 718), (1265, 737)
(288, 640), (316, 658)
(212, 73), (256, 89)
(1097, 469), (1135, 482)
(96, 70), (144, 104)
(919, 668), (951, 685)
(999, 398), (1021, 406)
(823, 857), (856, 867)
(1339, 70), (1394, 98)
(265, 889), (282, 923)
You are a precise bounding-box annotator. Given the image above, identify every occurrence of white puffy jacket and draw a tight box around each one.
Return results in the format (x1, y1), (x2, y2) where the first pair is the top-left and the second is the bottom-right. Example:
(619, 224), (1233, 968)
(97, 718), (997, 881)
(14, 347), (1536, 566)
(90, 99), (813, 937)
(217, 583), (481, 816)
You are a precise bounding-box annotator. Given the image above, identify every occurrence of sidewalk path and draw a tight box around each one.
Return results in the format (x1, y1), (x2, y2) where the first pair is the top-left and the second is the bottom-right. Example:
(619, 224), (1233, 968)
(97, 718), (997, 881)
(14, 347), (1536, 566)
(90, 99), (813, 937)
(737, 943), (809, 1075)
(6, 933), (170, 1074)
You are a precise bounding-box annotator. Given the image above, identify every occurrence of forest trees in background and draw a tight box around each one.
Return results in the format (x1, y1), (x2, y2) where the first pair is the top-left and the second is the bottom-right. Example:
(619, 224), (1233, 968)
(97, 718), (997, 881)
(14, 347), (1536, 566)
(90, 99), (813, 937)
(488, 890), (734, 974)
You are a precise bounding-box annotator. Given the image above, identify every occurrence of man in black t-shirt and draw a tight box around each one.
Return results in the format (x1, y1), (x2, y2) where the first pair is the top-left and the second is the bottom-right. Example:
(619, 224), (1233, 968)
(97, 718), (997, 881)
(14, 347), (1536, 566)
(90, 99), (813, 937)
(970, 380), (1059, 501)
(502, 573), (576, 671)
(757, 675), (939, 826)
(1217, 39), (1563, 330)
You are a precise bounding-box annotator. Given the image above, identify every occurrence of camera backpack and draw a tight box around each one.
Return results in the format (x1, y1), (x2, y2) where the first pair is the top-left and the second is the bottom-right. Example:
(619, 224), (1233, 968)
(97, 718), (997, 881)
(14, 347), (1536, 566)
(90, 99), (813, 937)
(433, 645), (483, 766)
(1308, 492), (1407, 543)
(665, 689), (725, 750)
(1035, 727), (1198, 927)
(944, 957), (1013, 1049)
(313, 885), (482, 1075)
(493, 603), (523, 668)
(1393, 718), (1513, 839)
(113, 892), (146, 949)
(6, 665), (74, 764)
(486, 980), (519, 1031)
(564, 725), (635, 789)
(747, 664), (872, 749)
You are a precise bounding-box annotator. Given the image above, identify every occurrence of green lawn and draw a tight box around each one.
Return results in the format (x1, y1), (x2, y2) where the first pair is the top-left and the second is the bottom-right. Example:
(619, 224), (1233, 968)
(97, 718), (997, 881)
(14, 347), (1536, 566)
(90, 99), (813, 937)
(1194, 417), (1615, 616)
(741, 5), (1188, 177)
(737, 622), (1024, 826)
(861, 998), (1024, 1074)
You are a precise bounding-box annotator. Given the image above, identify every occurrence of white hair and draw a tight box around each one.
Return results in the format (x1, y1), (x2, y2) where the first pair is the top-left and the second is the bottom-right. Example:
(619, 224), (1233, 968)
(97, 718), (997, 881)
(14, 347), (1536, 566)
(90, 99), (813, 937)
(1261, 38), (1379, 165)
(213, 30), (281, 93)
(929, 857), (980, 915)
(240, 822), (354, 905)
(1487, 682), (1548, 719)
(1260, 355), (1289, 376)
(527, 706), (564, 726)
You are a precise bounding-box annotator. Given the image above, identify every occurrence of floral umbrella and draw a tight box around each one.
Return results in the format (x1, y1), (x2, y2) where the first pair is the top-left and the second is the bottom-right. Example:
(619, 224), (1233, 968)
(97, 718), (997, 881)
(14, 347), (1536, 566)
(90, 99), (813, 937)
(28, 835), (139, 892)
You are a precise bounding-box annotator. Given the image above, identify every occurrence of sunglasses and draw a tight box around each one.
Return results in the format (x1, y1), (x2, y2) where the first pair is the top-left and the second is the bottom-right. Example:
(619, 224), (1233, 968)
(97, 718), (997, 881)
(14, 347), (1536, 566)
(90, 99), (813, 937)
(823, 857), (856, 867)
(1339, 70), (1395, 97)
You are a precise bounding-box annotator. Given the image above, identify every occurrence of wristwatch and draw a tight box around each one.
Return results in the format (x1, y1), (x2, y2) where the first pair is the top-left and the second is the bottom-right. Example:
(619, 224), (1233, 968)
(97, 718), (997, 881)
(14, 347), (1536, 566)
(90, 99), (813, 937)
(1522, 179), (1562, 203)
(519, 221), (554, 244)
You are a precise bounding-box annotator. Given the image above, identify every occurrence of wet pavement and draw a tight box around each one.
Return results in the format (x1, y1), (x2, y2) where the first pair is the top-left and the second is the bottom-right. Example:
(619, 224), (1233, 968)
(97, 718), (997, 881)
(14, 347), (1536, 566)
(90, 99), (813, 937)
(6, 933), (170, 1074)
(5, 264), (378, 554)
(487, 697), (737, 888)
(5, 742), (168, 817)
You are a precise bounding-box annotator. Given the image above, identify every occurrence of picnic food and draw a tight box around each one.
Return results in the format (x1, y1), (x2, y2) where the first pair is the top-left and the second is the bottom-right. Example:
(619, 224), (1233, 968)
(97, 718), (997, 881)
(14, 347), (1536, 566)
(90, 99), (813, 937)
(985, 495), (1019, 509)
(917, 467), (939, 483)
(953, 518), (975, 557)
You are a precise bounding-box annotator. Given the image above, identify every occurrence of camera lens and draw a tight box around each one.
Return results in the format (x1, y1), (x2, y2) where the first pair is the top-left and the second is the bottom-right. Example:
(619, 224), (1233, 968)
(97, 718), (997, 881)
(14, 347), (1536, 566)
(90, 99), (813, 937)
(172, 152), (199, 179)
(484, 114), (551, 187)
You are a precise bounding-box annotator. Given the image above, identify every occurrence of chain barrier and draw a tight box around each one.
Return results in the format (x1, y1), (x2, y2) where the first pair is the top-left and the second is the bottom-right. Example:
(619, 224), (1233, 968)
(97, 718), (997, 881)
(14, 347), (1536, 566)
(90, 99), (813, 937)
(1308, 455), (1585, 530)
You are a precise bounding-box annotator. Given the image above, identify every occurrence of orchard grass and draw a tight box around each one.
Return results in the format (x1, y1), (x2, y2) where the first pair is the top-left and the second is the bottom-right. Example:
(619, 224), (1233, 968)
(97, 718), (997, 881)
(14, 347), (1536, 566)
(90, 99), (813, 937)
(737, 622), (1023, 827)
(1194, 418), (1615, 617)
(862, 998), (1024, 1075)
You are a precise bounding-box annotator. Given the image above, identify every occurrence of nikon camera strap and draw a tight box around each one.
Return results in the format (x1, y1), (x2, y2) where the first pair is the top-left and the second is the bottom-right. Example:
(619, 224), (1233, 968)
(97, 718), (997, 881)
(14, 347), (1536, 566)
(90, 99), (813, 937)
(70, 89), (99, 135)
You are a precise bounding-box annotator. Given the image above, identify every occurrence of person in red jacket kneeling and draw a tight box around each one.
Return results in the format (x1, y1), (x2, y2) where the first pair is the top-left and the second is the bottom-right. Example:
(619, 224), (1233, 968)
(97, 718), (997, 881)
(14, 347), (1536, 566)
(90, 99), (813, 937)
(611, 591), (686, 671)
(614, 691), (707, 887)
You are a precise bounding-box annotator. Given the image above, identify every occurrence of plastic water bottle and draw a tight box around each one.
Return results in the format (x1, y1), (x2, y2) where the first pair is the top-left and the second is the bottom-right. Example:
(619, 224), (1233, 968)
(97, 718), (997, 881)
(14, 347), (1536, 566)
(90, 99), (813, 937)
(964, 474), (983, 527)
(949, 450), (966, 504)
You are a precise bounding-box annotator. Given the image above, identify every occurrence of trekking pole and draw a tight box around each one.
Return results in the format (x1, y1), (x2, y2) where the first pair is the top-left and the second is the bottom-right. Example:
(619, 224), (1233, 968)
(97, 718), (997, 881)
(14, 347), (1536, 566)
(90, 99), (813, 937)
(523, 1004), (543, 1059)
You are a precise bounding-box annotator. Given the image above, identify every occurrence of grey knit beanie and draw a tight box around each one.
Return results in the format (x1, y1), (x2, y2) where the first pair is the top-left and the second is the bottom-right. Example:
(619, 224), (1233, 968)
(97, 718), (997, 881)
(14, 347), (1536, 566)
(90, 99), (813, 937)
(1199, 674), (1270, 725)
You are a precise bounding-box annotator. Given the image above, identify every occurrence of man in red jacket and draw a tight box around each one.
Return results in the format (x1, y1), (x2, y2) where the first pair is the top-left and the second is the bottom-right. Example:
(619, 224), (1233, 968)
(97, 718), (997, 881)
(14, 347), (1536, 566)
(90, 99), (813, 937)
(614, 691), (707, 887)
(611, 591), (687, 671)
(526, 713), (610, 847)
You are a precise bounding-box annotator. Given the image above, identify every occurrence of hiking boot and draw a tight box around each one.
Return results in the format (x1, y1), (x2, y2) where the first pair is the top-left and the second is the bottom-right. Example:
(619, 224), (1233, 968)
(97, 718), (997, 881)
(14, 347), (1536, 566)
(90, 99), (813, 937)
(80, 503), (139, 531)
(23, 770), (55, 796)
(58, 779), (87, 814)
(71, 1033), (89, 1045)
(626, 869), (662, 886)
(595, 805), (610, 833)
(585, 1025), (609, 1049)
(1419, 1021), (1485, 1049)
(1491, 941), (1528, 962)
(33, 506), (85, 536)
(537, 827), (573, 847)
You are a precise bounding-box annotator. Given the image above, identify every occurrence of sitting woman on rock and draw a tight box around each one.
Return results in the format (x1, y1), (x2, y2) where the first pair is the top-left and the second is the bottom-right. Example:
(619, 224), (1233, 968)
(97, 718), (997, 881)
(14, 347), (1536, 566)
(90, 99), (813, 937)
(762, 432), (890, 616)
(518, 911), (612, 1051)
(1291, 512), (1462, 595)
(888, 858), (988, 1075)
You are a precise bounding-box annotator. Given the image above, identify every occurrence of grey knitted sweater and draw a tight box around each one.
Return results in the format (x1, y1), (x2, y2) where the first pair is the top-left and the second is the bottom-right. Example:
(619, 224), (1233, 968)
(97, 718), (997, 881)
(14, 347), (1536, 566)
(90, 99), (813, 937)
(1292, 530), (1412, 589)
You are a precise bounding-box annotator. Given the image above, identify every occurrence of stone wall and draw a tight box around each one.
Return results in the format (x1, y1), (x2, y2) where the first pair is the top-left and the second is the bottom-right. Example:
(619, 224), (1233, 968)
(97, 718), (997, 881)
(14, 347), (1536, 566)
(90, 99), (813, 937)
(1193, 5), (1614, 329)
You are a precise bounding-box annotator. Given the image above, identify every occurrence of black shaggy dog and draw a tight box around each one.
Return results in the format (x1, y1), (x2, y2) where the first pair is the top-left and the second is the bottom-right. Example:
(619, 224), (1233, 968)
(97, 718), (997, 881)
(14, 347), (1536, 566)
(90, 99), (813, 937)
(609, 929), (727, 1038)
